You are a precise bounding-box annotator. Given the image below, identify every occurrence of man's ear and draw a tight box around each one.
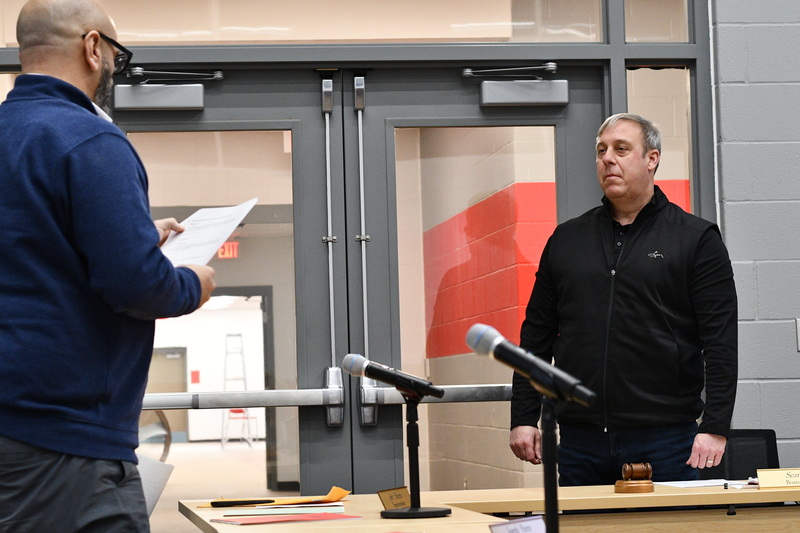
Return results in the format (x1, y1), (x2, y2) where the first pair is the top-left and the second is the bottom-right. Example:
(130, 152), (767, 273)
(647, 149), (660, 171)
(82, 31), (103, 73)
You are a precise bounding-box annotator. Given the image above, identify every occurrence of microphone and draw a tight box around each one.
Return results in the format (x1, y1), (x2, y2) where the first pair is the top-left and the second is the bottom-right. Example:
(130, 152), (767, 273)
(466, 323), (595, 407)
(342, 354), (445, 399)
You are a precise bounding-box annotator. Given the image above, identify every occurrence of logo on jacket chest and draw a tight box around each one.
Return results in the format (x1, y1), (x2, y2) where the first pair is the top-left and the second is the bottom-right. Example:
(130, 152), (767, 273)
(647, 250), (665, 259)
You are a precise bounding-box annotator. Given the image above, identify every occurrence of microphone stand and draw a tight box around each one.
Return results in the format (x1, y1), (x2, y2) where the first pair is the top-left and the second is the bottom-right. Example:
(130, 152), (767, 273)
(381, 393), (451, 519)
(521, 365), (594, 533)
(464, 325), (594, 533)
(531, 376), (593, 533)
(540, 396), (559, 533)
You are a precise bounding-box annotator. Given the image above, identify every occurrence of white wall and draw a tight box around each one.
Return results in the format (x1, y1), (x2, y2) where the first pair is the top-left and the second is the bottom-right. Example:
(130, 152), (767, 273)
(153, 302), (266, 441)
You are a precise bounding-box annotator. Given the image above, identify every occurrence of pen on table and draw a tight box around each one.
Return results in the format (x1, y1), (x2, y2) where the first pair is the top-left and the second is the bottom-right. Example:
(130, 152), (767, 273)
(210, 499), (275, 507)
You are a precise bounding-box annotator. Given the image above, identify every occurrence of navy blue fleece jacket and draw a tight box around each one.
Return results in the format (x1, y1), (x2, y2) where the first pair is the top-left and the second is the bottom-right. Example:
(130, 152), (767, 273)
(0, 75), (200, 462)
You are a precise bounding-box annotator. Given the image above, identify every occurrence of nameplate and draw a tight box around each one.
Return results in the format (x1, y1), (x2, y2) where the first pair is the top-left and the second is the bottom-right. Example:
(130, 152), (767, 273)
(489, 515), (545, 532)
(377, 486), (411, 509)
(756, 468), (800, 488)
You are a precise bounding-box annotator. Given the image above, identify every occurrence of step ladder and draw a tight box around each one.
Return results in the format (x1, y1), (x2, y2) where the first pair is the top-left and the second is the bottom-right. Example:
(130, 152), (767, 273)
(220, 334), (257, 447)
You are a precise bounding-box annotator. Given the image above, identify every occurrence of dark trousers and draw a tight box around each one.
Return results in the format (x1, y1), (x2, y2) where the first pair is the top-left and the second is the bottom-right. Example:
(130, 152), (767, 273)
(557, 421), (699, 486)
(0, 434), (149, 533)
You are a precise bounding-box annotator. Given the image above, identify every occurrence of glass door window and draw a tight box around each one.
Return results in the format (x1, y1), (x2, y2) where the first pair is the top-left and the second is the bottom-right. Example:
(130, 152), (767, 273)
(129, 130), (302, 521)
(627, 67), (693, 212)
(396, 126), (557, 490)
(339, 65), (602, 494)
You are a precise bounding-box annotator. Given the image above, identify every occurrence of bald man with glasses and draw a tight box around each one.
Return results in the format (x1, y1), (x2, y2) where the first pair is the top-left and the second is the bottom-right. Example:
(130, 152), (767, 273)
(0, 1), (215, 531)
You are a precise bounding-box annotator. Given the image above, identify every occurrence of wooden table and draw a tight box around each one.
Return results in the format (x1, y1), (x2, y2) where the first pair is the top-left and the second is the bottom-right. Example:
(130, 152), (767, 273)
(180, 484), (800, 532)
(429, 483), (800, 513)
(179, 493), (505, 533)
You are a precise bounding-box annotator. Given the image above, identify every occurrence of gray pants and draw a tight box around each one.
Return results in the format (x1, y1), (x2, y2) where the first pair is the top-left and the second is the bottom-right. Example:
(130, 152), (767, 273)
(0, 434), (149, 533)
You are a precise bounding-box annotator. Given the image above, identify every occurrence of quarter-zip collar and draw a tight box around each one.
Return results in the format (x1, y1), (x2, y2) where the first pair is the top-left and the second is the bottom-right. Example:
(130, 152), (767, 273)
(600, 184), (668, 226)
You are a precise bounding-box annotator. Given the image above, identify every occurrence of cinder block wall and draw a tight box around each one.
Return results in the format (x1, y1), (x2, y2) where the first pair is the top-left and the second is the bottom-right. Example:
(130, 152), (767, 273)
(713, 0), (800, 466)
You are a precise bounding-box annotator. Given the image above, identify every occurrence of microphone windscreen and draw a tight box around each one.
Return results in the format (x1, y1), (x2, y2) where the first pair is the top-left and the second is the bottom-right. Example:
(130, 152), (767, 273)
(342, 353), (368, 377)
(466, 323), (500, 355)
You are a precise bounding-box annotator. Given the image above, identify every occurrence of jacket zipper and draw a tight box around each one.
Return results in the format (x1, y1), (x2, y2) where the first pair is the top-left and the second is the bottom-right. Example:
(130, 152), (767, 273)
(603, 268), (616, 432)
(603, 221), (626, 432)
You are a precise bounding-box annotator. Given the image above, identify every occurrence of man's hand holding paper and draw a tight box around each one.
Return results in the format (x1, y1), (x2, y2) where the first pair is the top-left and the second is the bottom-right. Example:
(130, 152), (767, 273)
(160, 198), (258, 266)
(158, 198), (257, 309)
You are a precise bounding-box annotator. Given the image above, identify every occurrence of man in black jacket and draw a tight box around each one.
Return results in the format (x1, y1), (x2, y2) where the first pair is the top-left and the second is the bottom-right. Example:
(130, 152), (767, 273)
(509, 113), (737, 485)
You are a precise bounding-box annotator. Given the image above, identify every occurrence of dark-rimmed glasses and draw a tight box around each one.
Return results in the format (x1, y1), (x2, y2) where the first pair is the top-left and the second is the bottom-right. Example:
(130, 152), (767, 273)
(81, 31), (132, 74)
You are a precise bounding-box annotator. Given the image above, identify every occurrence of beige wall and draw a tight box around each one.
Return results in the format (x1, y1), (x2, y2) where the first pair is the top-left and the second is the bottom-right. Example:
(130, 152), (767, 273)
(0, 73), (14, 98)
(129, 130), (293, 207)
(418, 127), (555, 230)
(395, 128), (427, 382)
(1, 0), (22, 46)
(427, 354), (542, 490)
(625, 0), (688, 43)
(1, 0), (609, 46)
(113, 0), (511, 44)
(2, 0), (513, 45)
(627, 67), (692, 183)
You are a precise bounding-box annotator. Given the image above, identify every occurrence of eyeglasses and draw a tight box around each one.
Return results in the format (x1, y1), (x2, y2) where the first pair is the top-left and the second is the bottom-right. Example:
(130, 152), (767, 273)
(82, 31), (133, 75)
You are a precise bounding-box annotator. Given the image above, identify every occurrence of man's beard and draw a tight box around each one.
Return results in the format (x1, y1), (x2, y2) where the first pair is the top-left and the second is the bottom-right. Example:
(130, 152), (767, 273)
(93, 61), (113, 115)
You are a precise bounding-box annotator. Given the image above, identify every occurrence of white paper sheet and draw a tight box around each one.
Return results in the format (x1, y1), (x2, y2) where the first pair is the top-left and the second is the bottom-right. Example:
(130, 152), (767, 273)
(160, 198), (257, 266)
(136, 454), (175, 516)
(653, 479), (728, 488)
(654, 479), (757, 489)
(490, 515), (545, 533)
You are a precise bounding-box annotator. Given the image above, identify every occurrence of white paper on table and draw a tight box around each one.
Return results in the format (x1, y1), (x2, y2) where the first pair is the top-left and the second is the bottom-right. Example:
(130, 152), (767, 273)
(490, 515), (545, 533)
(653, 479), (728, 488)
(160, 198), (257, 266)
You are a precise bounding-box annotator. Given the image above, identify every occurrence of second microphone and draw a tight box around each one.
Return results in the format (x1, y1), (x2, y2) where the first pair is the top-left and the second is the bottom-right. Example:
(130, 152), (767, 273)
(342, 354), (445, 399)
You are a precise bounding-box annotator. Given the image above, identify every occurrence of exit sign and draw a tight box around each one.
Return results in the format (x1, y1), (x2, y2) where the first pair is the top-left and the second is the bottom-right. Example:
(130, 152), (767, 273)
(218, 241), (239, 259)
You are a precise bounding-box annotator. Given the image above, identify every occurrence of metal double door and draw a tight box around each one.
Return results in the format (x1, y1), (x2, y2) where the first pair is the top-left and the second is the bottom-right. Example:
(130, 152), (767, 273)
(131, 64), (604, 495)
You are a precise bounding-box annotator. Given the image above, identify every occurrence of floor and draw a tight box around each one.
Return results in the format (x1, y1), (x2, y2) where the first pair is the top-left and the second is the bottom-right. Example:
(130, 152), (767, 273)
(139, 440), (298, 533)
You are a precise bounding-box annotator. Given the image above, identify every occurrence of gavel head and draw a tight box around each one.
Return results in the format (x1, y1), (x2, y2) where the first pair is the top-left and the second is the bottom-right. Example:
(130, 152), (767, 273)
(621, 462), (653, 481)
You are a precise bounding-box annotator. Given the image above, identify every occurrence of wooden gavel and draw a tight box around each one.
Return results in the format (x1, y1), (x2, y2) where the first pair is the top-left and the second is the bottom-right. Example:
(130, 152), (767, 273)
(615, 462), (654, 493)
(621, 462), (652, 481)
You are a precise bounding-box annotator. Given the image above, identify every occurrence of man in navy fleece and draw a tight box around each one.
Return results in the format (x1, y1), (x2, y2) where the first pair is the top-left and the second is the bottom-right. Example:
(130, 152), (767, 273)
(0, 0), (216, 531)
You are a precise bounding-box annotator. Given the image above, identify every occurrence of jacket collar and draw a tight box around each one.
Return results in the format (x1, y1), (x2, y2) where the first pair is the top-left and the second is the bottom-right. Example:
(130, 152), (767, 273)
(11, 74), (99, 118)
(601, 184), (668, 223)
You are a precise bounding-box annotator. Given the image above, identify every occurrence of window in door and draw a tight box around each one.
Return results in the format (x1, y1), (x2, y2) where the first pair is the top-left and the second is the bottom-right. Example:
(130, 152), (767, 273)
(627, 67), (693, 212)
(395, 125), (557, 490)
(127, 129), (301, 500)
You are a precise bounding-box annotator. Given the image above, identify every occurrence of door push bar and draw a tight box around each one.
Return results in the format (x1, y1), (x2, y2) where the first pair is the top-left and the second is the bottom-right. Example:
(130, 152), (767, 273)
(357, 381), (512, 426)
(142, 373), (510, 428)
(142, 367), (346, 428)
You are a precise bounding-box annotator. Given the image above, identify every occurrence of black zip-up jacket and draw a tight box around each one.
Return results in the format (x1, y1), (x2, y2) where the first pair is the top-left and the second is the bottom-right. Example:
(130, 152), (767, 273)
(511, 187), (737, 437)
